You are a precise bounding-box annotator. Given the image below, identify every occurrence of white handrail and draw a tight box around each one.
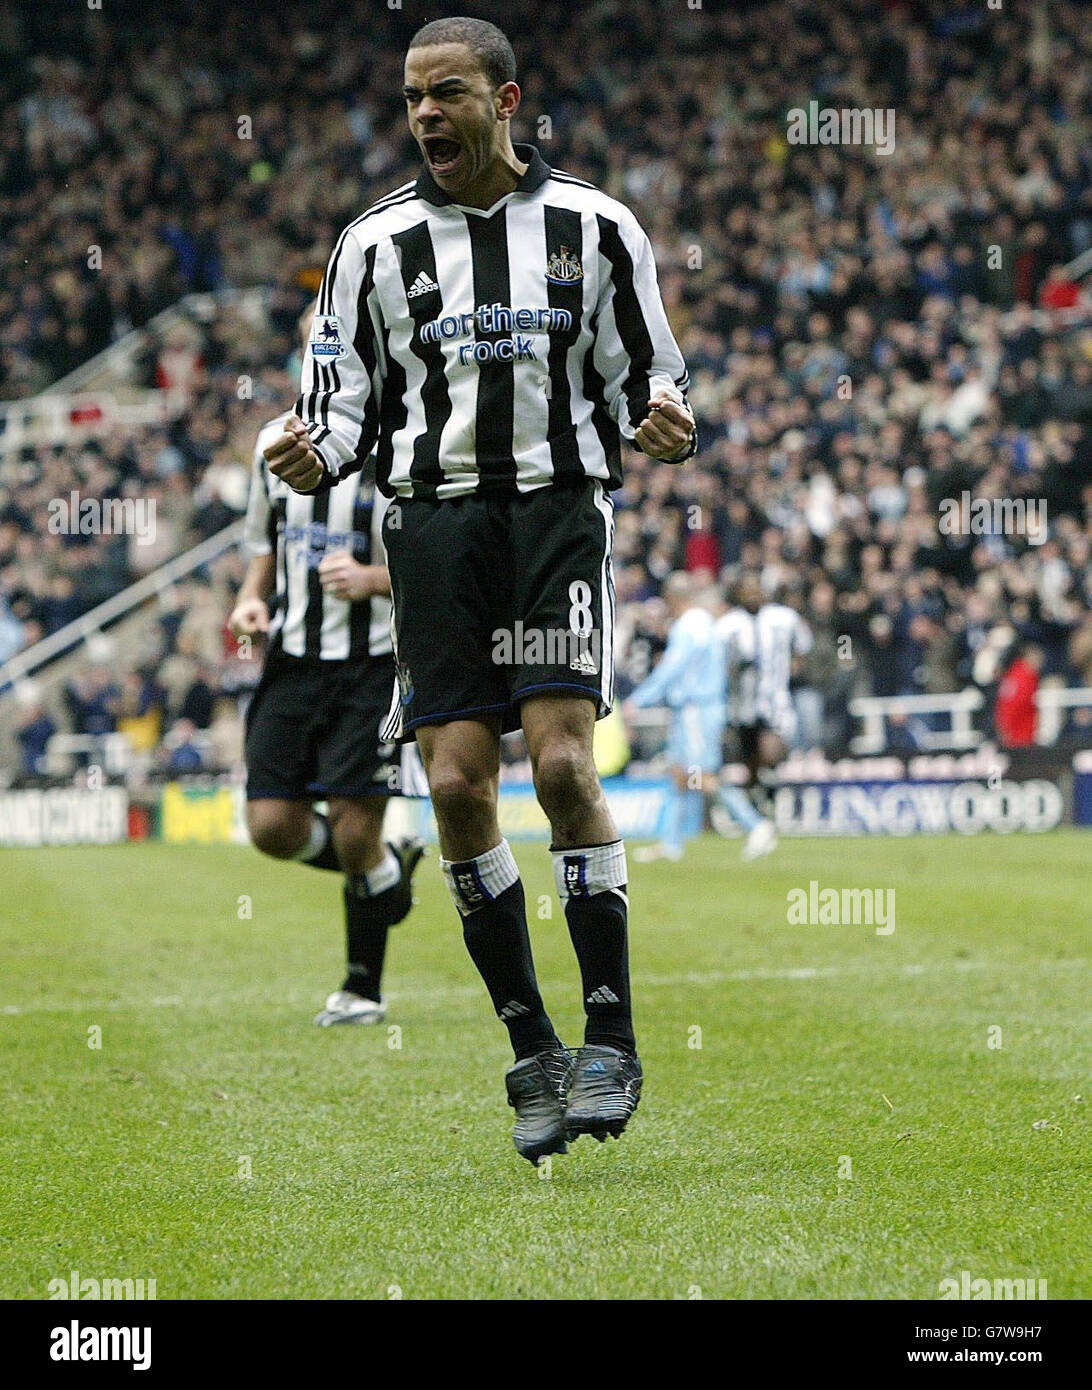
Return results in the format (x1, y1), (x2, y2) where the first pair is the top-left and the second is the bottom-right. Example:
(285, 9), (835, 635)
(1060, 246), (1092, 282)
(0, 390), (178, 458)
(0, 520), (244, 688)
(849, 690), (985, 753)
(1034, 685), (1092, 745)
(1035, 686), (1092, 707)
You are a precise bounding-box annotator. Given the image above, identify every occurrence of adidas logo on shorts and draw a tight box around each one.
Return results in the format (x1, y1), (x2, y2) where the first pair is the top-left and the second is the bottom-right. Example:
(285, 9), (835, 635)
(570, 648), (598, 675)
(407, 270), (440, 298)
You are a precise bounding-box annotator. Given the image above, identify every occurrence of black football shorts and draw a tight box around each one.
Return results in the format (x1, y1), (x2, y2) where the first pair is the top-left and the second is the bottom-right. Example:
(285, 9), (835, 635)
(380, 479), (616, 739)
(245, 650), (401, 799)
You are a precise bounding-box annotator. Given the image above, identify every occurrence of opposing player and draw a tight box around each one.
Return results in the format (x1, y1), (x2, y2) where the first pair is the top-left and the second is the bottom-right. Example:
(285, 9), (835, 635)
(231, 308), (425, 1027)
(263, 17), (697, 1162)
(712, 572), (813, 860)
(623, 573), (725, 862)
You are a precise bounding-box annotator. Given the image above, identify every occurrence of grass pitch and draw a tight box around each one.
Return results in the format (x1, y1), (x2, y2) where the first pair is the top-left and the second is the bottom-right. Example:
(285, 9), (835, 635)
(1, 832), (1088, 1300)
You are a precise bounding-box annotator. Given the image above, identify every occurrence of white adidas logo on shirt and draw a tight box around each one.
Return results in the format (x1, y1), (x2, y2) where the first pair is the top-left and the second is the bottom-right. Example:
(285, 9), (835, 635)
(407, 270), (440, 298)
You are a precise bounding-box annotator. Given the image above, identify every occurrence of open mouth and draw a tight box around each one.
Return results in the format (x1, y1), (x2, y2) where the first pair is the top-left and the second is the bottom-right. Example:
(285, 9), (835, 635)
(422, 135), (463, 177)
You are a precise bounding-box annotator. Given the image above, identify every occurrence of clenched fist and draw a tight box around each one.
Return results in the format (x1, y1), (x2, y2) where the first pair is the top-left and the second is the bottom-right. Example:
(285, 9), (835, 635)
(635, 394), (695, 463)
(228, 597), (270, 637)
(263, 414), (326, 493)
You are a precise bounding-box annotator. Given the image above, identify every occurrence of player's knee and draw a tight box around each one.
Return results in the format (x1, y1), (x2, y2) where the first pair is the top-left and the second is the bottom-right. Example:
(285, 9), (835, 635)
(532, 737), (597, 815)
(427, 762), (493, 827)
(327, 798), (384, 860)
(246, 803), (309, 859)
(248, 825), (302, 859)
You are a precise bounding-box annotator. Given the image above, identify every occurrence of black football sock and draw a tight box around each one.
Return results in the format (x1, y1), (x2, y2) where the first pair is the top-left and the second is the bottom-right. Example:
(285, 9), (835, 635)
(552, 840), (636, 1056)
(442, 841), (557, 1061)
(293, 812), (341, 871)
(342, 850), (403, 1002)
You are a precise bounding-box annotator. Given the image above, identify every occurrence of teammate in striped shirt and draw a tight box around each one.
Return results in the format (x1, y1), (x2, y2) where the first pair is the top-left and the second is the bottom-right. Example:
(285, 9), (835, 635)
(265, 17), (696, 1163)
(231, 311), (426, 1027)
(713, 573), (813, 860)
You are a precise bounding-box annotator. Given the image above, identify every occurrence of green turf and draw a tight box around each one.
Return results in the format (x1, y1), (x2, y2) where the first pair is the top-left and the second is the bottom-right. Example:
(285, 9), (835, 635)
(1, 832), (1089, 1300)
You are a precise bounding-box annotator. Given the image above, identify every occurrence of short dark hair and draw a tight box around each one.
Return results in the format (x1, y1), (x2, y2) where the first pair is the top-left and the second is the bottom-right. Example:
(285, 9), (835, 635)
(408, 17), (516, 89)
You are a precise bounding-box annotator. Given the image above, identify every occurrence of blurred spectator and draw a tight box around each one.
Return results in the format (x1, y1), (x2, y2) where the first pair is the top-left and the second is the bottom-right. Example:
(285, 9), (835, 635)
(178, 666), (215, 729)
(995, 644), (1044, 748)
(116, 669), (166, 753)
(0, 593), (23, 662)
(160, 717), (204, 775)
(63, 666), (118, 737)
(14, 685), (56, 777)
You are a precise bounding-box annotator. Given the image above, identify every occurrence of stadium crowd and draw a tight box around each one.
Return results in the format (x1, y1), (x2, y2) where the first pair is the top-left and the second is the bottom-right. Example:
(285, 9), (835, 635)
(2, 0), (1092, 778)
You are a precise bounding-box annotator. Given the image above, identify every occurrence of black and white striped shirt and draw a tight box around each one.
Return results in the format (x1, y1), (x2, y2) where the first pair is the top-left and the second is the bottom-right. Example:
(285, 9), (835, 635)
(245, 412), (393, 662)
(298, 145), (695, 500)
(715, 604), (813, 726)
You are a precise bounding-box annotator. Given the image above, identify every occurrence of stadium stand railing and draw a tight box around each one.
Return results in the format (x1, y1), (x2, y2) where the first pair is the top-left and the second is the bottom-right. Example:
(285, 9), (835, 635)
(0, 288), (269, 461)
(0, 391), (176, 461)
(1036, 686), (1092, 745)
(849, 691), (986, 754)
(38, 290), (265, 397)
(0, 519), (244, 695)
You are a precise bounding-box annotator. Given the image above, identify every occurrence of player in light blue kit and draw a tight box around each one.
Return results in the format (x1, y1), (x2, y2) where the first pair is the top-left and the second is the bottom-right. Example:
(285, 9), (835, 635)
(624, 573), (726, 861)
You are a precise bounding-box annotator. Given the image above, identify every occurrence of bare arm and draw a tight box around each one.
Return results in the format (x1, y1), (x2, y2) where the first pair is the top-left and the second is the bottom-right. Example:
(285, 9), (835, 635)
(229, 554), (276, 635)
